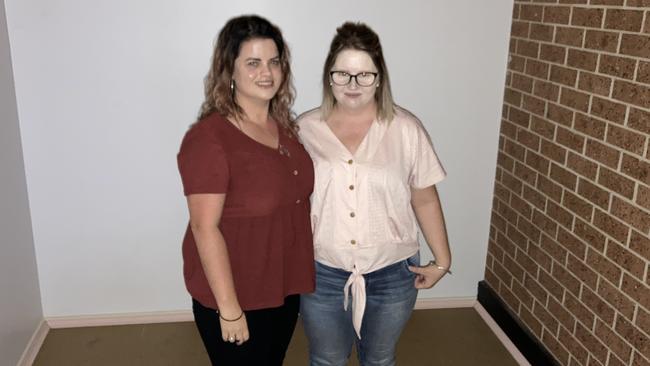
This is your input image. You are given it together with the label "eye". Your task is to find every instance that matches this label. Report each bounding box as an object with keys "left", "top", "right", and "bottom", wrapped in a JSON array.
[
  {"left": 247, "top": 60, "right": 259, "bottom": 67},
  {"left": 270, "top": 59, "right": 281, "bottom": 66}
]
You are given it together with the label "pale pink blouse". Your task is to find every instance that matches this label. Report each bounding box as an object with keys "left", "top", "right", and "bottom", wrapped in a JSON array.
[{"left": 297, "top": 106, "right": 447, "bottom": 337}]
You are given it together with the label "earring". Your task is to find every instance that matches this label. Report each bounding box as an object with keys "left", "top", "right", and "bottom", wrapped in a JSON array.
[
  {"left": 329, "top": 81, "right": 333, "bottom": 86},
  {"left": 376, "top": 81, "right": 380, "bottom": 87},
  {"left": 230, "top": 80, "right": 234, "bottom": 92}
]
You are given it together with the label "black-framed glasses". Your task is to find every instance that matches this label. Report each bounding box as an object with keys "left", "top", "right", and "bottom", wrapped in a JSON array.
[{"left": 329, "top": 71, "right": 378, "bottom": 87}]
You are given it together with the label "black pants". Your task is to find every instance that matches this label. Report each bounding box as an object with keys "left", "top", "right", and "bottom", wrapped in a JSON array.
[{"left": 192, "top": 295, "right": 300, "bottom": 366}]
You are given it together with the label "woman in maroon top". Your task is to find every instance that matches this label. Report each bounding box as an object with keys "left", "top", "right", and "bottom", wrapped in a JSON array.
[{"left": 177, "top": 15, "right": 315, "bottom": 365}]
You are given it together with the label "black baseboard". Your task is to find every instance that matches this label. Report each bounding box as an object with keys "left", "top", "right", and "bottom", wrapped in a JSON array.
[{"left": 477, "top": 281, "right": 559, "bottom": 366}]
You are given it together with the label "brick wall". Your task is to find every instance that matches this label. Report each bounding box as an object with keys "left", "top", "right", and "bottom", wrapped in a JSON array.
[{"left": 485, "top": 1, "right": 650, "bottom": 365}]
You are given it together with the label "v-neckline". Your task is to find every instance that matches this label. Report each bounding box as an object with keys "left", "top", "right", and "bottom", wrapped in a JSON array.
[
  {"left": 323, "top": 119, "right": 375, "bottom": 158},
  {"left": 224, "top": 117, "right": 282, "bottom": 152}
]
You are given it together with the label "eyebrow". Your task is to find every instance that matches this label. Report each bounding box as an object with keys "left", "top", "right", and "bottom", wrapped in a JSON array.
[{"left": 244, "top": 56, "right": 280, "bottom": 61}]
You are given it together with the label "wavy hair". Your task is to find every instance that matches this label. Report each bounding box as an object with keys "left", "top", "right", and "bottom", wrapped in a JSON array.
[
  {"left": 198, "top": 15, "right": 296, "bottom": 135},
  {"left": 321, "top": 22, "right": 395, "bottom": 122}
]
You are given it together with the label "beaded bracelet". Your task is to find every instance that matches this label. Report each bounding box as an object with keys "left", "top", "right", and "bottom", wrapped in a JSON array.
[
  {"left": 427, "top": 260, "right": 452, "bottom": 275},
  {"left": 218, "top": 311, "right": 244, "bottom": 322}
]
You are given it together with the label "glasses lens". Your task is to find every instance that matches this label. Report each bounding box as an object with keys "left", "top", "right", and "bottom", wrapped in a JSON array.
[
  {"left": 331, "top": 71, "right": 350, "bottom": 86},
  {"left": 356, "top": 72, "right": 376, "bottom": 86}
]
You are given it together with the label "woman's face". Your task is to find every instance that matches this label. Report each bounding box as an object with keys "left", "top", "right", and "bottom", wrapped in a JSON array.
[
  {"left": 330, "top": 49, "right": 379, "bottom": 112},
  {"left": 232, "top": 38, "right": 283, "bottom": 106}
]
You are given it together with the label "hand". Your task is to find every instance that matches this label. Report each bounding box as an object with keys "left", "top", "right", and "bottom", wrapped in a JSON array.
[
  {"left": 408, "top": 263, "right": 448, "bottom": 289},
  {"left": 219, "top": 312, "right": 249, "bottom": 346}
]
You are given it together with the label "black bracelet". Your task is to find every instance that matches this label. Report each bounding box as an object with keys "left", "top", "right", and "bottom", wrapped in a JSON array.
[{"left": 218, "top": 310, "right": 244, "bottom": 322}]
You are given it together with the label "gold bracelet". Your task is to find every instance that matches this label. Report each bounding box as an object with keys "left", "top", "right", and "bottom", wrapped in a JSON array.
[
  {"left": 218, "top": 310, "right": 244, "bottom": 322},
  {"left": 428, "top": 260, "right": 452, "bottom": 275}
]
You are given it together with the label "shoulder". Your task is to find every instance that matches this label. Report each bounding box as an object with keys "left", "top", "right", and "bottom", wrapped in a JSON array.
[
  {"left": 391, "top": 105, "right": 427, "bottom": 136},
  {"left": 296, "top": 108, "right": 323, "bottom": 129},
  {"left": 180, "top": 112, "right": 230, "bottom": 151}
]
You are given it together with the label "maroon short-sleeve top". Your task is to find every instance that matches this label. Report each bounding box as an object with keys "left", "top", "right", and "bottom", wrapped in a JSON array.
[{"left": 177, "top": 112, "right": 315, "bottom": 310}]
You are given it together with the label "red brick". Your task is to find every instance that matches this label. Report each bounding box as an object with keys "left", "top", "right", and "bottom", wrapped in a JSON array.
[
  {"left": 604, "top": 9, "right": 644, "bottom": 32},
  {"left": 571, "top": 8, "right": 605, "bottom": 28},
  {"left": 547, "top": 103, "right": 574, "bottom": 126},
  {"left": 574, "top": 113, "right": 606, "bottom": 139},
  {"left": 540, "top": 44, "right": 567, "bottom": 64},
  {"left": 523, "top": 94, "right": 546, "bottom": 116},
  {"left": 530, "top": 23, "right": 555, "bottom": 42},
  {"left": 568, "top": 254, "right": 598, "bottom": 289},
  {"left": 586, "top": 139, "right": 620, "bottom": 169},
  {"left": 606, "top": 240, "right": 646, "bottom": 280},
  {"left": 550, "top": 162, "right": 578, "bottom": 189},
  {"left": 576, "top": 178, "right": 609, "bottom": 209},
  {"left": 525, "top": 60, "right": 550, "bottom": 81},
  {"left": 577, "top": 72, "right": 612, "bottom": 97},
  {"left": 512, "top": 278, "right": 534, "bottom": 309},
  {"left": 548, "top": 199, "right": 575, "bottom": 229},
  {"left": 599, "top": 54, "right": 636, "bottom": 80},
  {"left": 509, "top": 106, "right": 531, "bottom": 128},
  {"left": 564, "top": 291, "right": 595, "bottom": 328},
  {"left": 509, "top": 55, "right": 526, "bottom": 73},
  {"left": 587, "top": 248, "right": 622, "bottom": 284},
  {"left": 567, "top": 152, "right": 597, "bottom": 180},
  {"left": 607, "top": 126, "right": 646, "bottom": 156},
  {"left": 637, "top": 185, "right": 650, "bottom": 211},
  {"left": 533, "top": 209, "right": 558, "bottom": 237},
  {"left": 503, "top": 252, "right": 527, "bottom": 283},
  {"left": 542, "top": 328, "right": 571, "bottom": 365},
  {"left": 594, "top": 320, "right": 633, "bottom": 363},
  {"left": 526, "top": 150, "right": 551, "bottom": 174},
  {"left": 611, "top": 195, "right": 650, "bottom": 233},
  {"left": 551, "top": 66, "right": 578, "bottom": 87},
  {"left": 584, "top": 30, "right": 619, "bottom": 52},
  {"left": 591, "top": 97, "right": 626, "bottom": 124},
  {"left": 507, "top": 223, "right": 529, "bottom": 250},
  {"left": 520, "top": 303, "right": 543, "bottom": 337},
  {"left": 513, "top": 73, "right": 534, "bottom": 93},
  {"left": 612, "top": 80, "right": 650, "bottom": 109},
  {"left": 493, "top": 259, "right": 514, "bottom": 287},
  {"left": 626, "top": 0, "right": 650, "bottom": 6},
  {"left": 544, "top": 6, "right": 571, "bottom": 24},
  {"left": 521, "top": 4, "right": 544, "bottom": 21},
  {"left": 534, "top": 300, "right": 560, "bottom": 335},
  {"left": 580, "top": 286, "right": 615, "bottom": 326},
  {"left": 555, "top": 26, "right": 585, "bottom": 47},
  {"left": 512, "top": 193, "right": 534, "bottom": 219},
  {"left": 502, "top": 170, "right": 524, "bottom": 194},
  {"left": 637, "top": 61, "right": 650, "bottom": 85},
  {"left": 515, "top": 161, "right": 538, "bottom": 186},
  {"left": 551, "top": 263, "right": 581, "bottom": 295},
  {"left": 540, "top": 140, "right": 566, "bottom": 164},
  {"left": 538, "top": 175, "right": 563, "bottom": 202},
  {"left": 615, "top": 311, "right": 650, "bottom": 357},
  {"left": 549, "top": 295, "right": 577, "bottom": 331},
  {"left": 567, "top": 49, "right": 598, "bottom": 72},
  {"left": 591, "top": 0, "right": 623, "bottom": 4},
  {"left": 620, "top": 34, "right": 650, "bottom": 58},
  {"left": 504, "top": 88, "right": 522, "bottom": 106},
  {"left": 558, "top": 326, "right": 589, "bottom": 365},
  {"left": 517, "top": 129, "right": 541, "bottom": 151},
  {"left": 563, "top": 190, "right": 594, "bottom": 221},
  {"left": 517, "top": 39, "right": 540, "bottom": 58},
  {"left": 525, "top": 273, "right": 548, "bottom": 303},
  {"left": 531, "top": 116, "right": 556, "bottom": 139},
  {"left": 574, "top": 321, "right": 609, "bottom": 364},
  {"left": 511, "top": 21, "right": 530, "bottom": 38},
  {"left": 560, "top": 88, "right": 590, "bottom": 112},
  {"left": 524, "top": 185, "right": 547, "bottom": 210},
  {"left": 635, "top": 307, "right": 650, "bottom": 340},
  {"left": 557, "top": 126, "right": 586, "bottom": 152},
  {"left": 632, "top": 352, "right": 650, "bottom": 366},
  {"left": 575, "top": 218, "right": 606, "bottom": 252},
  {"left": 627, "top": 108, "right": 650, "bottom": 135},
  {"left": 558, "top": 227, "right": 587, "bottom": 259},
  {"left": 592, "top": 208, "right": 630, "bottom": 244},
  {"left": 629, "top": 231, "right": 650, "bottom": 261},
  {"left": 621, "top": 154, "right": 650, "bottom": 185}
]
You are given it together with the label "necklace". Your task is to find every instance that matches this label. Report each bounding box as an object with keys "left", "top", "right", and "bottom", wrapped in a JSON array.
[{"left": 232, "top": 116, "right": 290, "bottom": 158}]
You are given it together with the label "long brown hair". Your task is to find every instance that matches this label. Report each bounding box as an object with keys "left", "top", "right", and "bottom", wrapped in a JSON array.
[
  {"left": 321, "top": 22, "right": 395, "bottom": 122},
  {"left": 198, "top": 15, "right": 296, "bottom": 135}
]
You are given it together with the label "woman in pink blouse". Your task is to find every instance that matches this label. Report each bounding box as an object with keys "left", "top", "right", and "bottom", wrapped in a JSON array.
[{"left": 297, "top": 22, "right": 452, "bottom": 366}]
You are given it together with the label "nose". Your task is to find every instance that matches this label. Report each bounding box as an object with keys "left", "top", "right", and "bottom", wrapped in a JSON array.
[
  {"left": 347, "top": 77, "right": 359, "bottom": 89},
  {"left": 260, "top": 62, "right": 272, "bottom": 76}
]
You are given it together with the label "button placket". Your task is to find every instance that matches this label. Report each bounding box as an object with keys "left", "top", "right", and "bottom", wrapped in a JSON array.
[{"left": 346, "top": 156, "right": 359, "bottom": 246}]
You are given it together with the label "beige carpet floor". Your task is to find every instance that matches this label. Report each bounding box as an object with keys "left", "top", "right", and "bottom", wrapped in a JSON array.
[{"left": 33, "top": 307, "right": 520, "bottom": 365}]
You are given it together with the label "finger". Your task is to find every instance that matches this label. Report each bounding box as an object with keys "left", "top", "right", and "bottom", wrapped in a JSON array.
[{"left": 408, "top": 265, "right": 425, "bottom": 274}]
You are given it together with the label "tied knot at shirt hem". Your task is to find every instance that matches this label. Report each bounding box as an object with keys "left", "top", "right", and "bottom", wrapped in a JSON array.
[{"left": 343, "top": 267, "right": 366, "bottom": 339}]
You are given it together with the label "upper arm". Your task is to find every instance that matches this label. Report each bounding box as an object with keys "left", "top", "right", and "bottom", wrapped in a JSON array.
[
  {"left": 187, "top": 193, "right": 226, "bottom": 230},
  {"left": 410, "top": 185, "right": 439, "bottom": 208}
]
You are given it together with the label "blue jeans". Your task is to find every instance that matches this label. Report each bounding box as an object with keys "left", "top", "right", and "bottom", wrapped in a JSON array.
[{"left": 300, "top": 255, "right": 419, "bottom": 366}]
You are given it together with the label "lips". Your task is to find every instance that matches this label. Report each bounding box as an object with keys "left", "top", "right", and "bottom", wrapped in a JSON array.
[{"left": 256, "top": 80, "right": 275, "bottom": 88}]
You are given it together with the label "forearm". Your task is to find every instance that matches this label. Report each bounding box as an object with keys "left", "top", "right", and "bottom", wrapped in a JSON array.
[
  {"left": 191, "top": 224, "right": 241, "bottom": 316},
  {"left": 411, "top": 187, "right": 451, "bottom": 268}
]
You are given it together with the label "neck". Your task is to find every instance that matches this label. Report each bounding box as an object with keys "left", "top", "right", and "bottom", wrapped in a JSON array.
[
  {"left": 235, "top": 95, "right": 271, "bottom": 125},
  {"left": 332, "top": 102, "right": 377, "bottom": 123}
]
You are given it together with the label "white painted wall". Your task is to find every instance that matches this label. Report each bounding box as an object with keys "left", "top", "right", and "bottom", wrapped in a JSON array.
[
  {"left": 0, "top": 0, "right": 43, "bottom": 363},
  {"left": 5, "top": 0, "right": 513, "bottom": 317}
]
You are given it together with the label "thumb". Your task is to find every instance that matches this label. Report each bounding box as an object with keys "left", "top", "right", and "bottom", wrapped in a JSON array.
[{"left": 408, "top": 265, "right": 426, "bottom": 274}]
